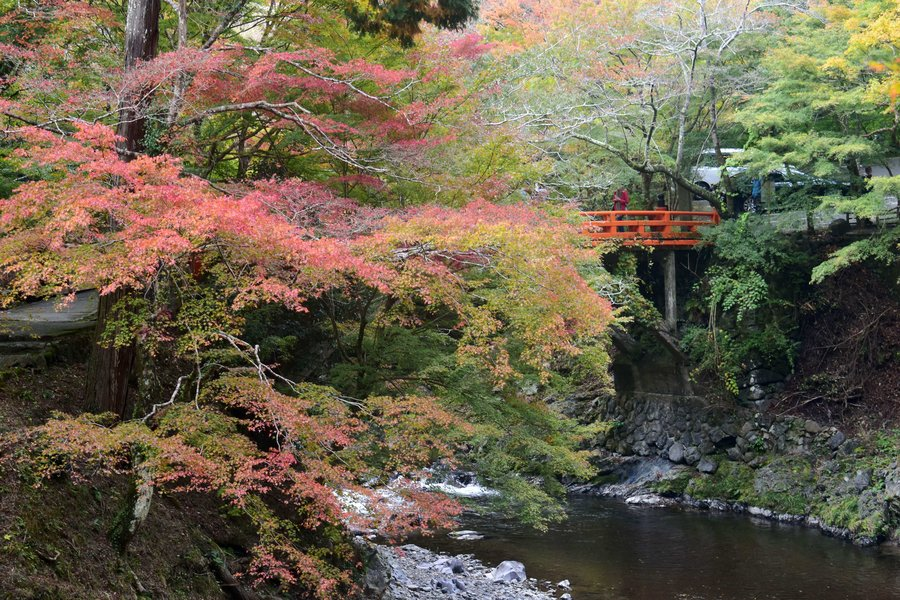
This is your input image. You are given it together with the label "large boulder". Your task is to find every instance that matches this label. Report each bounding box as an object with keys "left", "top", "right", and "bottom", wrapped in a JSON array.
[
  {"left": 827, "top": 431, "right": 847, "bottom": 451},
  {"left": 490, "top": 560, "right": 526, "bottom": 583},
  {"left": 853, "top": 469, "right": 873, "bottom": 492},
  {"left": 748, "top": 368, "right": 784, "bottom": 387},
  {"left": 668, "top": 442, "right": 685, "bottom": 464},
  {"left": 684, "top": 445, "right": 702, "bottom": 466},
  {"left": 885, "top": 463, "right": 900, "bottom": 500}
]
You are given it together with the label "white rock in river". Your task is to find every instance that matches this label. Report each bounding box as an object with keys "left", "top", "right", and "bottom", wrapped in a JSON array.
[
  {"left": 448, "top": 529, "right": 484, "bottom": 540},
  {"left": 625, "top": 493, "right": 673, "bottom": 507},
  {"left": 491, "top": 560, "right": 527, "bottom": 583}
]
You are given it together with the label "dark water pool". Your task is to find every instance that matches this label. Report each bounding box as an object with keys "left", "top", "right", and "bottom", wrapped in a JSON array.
[{"left": 417, "top": 495, "right": 900, "bottom": 600}]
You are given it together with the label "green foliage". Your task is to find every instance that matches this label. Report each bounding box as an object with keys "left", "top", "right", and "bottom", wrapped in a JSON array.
[
  {"left": 650, "top": 472, "right": 693, "bottom": 496},
  {"left": 100, "top": 297, "right": 153, "bottom": 350},
  {"left": 682, "top": 459, "right": 811, "bottom": 516},
  {"left": 684, "top": 461, "right": 756, "bottom": 501},
  {"left": 347, "top": 0, "right": 478, "bottom": 47},
  {"left": 329, "top": 321, "right": 602, "bottom": 528},
  {"left": 683, "top": 215, "right": 806, "bottom": 392},
  {"left": 816, "top": 496, "right": 886, "bottom": 538},
  {"left": 736, "top": 0, "right": 898, "bottom": 193},
  {"left": 734, "top": 0, "right": 900, "bottom": 280},
  {"left": 701, "top": 215, "right": 794, "bottom": 320},
  {"left": 811, "top": 222, "right": 900, "bottom": 284}
]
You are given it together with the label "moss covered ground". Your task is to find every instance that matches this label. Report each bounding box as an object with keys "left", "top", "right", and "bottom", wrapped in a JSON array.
[{"left": 650, "top": 430, "right": 900, "bottom": 542}]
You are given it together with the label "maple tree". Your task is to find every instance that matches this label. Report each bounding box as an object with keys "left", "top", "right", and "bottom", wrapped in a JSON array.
[
  {"left": 734, "top": 0, "right": 900, "bottom": 281},
  {"left": 0, "top": 0, "right": 617, "bottom": 594},
  {"left": 0, "top": 106, "right": 612, "bottom": 592},
  {"left": 0, "top": 0, "right": 487, "bottom": 415}
]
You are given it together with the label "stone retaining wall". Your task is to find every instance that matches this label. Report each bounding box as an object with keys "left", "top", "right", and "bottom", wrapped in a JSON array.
[{"left": 593, "top": 392, "right": 846, "bottom": 466}]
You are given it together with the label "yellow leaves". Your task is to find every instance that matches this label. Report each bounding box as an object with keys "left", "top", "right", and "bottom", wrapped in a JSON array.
[
  {"left": 820, "top": 56, "right": 856, "bottom": 78},
  {"left": 845, "top": 1, "right": 900, "bottom": 105},
  {"left": 822, "top": 3, "right": 854, "bottom": 24},
  {"left": 847, "top": 4, "right": 900, "bottom": 51},
  {"left": 370, "top": 201, "right": 613, "bottom": 385},
  {"left": 863, "top": 61, "right": 900, "bottom": 105}
]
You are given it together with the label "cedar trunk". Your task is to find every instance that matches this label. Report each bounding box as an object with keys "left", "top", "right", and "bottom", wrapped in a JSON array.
[
  {"left": 85, "top": 0, "right": 161, "bottom": 416},
  {"left": 116, "top": 0, "right": 161, "bottom": 157},
  {"left": 85, "top": 291, "right": 138, "bottom": 416}
]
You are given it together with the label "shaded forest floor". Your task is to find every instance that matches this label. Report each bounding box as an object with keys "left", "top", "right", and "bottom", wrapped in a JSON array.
[
  {"left": 0, "top": 365, "right": 246, "bottom": 599},
  {"left": 774, "top": 265, "right": 900, "bottom": 431}
]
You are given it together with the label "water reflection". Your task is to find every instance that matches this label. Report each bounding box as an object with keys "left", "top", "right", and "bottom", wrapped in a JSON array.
[{"left": 416, "top": 496, "right": 900, "bottom": 600}]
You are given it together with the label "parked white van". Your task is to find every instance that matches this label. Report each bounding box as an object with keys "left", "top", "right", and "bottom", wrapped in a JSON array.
[{"left": 690, "top": 148, "right": 746, "bottom": 190}]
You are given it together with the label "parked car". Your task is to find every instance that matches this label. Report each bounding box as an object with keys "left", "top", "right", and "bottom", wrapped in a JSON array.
[
  {"left": 691, "top": 148, "right": 849, "bottom": 194},
  {"left": 690, "top": 148, "right": 746, "bottom": 190}
]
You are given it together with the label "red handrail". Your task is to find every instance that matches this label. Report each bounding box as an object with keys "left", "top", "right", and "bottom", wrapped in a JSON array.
[{"left": 582, "top": 209, "right": 720, "bottom": 247}]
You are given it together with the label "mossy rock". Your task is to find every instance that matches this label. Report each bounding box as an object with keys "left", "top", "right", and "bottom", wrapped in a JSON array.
[
  {"left": 815, "top": 492, "right": 888, "bottom": 539},
  {"left": 684, "top": 461, "right": 756, "bottom": 502},
  {"left": 650, "top": 472, "right": 692, "bottom": 496}
]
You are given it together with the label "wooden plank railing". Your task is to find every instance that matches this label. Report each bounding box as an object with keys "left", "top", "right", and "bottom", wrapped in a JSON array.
[{"left": 582, "top": 209, "right": 721, "bottom": 247}]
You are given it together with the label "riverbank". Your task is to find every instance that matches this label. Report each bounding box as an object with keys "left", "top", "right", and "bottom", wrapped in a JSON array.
[
  {"left": 360, "top": 541, "right": 565, "bottom": 600},
  {"left": 572, "top": 448, "right": 900, "bottom": 546}
]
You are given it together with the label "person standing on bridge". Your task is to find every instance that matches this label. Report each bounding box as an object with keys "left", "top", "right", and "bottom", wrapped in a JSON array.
[{"left": 613, "top": 187, "right": 630, "bottom": 231}]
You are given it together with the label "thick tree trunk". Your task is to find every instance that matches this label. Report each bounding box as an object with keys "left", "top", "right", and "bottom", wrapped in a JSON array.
[
  {"left": 116, "top": 0, "right": 162, "bottom": 157},
  {"left": 85, "top": 291, "right": 138, "bottom": 416},
  {"left": 86, "top": 0, "right": 161, "bottom": 416},
  {"left": 166, "top": 0, "right": 188, "bottom": 126}
]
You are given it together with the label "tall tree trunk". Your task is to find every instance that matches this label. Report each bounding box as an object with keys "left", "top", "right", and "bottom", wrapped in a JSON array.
[
  {"left": 708, "top": 75, "right": 735, "bottom": 215},
  {"left": 85, "top": 291, "right": 138, "bottom": 416},
  {"left": 166, "top": 0, "right": 188, "bottom": 127},
  {"left": 116, "top": 0, "right": 162, "bottom": 157},
  {"left": 86, "top": 0, "right": 161, "bottom": 416},
  {"left": 663, "top": 250, "right": 677, "bottom": 332},
  {"left": 641, "top": 172, "right": 652, "bottom": 207}
]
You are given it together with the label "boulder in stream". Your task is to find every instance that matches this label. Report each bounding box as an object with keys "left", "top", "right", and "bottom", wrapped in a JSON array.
[{"left": 491, "top": 560, "right": 527, "bottom": 583}]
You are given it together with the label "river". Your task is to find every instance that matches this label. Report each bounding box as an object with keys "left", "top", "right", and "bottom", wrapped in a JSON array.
[{"left": 417, "top": 495, "right": 900, "bottom": 600}]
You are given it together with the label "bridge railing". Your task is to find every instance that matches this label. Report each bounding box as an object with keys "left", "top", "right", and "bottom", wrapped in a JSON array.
[{"left": 582, "top": 209, "right": 721, "bottom": 247}]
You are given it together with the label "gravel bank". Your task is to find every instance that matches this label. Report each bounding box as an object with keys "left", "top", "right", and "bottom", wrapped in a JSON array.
[{"left": 361, "top": 541, "right": 569, "bottom": 600}]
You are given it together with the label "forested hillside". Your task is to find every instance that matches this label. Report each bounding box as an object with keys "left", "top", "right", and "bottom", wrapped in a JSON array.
[{"left": 0, "top": 1, "right": 897, "bottom": 598}]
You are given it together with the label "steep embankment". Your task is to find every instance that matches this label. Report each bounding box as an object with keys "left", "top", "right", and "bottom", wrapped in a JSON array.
[
  {"left": 566, "top": 263, "right": 900, "bottom": 545},
  {"left": 572, "top": 389, "right": 899, "bottom": 544},
  {"left": 0, "top": 365, "right": 259, "bottom": 599}
]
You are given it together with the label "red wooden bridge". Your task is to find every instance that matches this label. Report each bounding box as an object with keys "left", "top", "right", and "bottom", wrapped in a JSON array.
[{"left": 582, "top": 209, "right": 721, "bottom": 248}]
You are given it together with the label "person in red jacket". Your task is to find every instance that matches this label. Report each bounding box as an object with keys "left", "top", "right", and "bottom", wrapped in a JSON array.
[{"left": 612, "top": 187, "right": 630, "bottom": 231}]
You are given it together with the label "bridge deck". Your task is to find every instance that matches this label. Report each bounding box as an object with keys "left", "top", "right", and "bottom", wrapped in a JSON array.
[{"left": 582, "top": 209, "right": 721, "bottom": 248}]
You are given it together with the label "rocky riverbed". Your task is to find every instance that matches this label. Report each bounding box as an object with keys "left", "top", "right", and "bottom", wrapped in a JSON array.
[{"left": 360, "top": 541, "right": 570, "bottom": 600}]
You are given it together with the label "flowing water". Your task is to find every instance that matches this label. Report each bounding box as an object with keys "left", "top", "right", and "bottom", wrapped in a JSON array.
[{"left": 418, "top": 495, "right": 900, "bottom": 600}]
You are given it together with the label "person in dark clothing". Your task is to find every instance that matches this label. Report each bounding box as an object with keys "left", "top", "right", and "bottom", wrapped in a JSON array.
[{"left": 748, "top": 177, "right": 762, "bottom": 213}]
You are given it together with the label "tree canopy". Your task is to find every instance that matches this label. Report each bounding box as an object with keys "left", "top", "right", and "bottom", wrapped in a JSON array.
[{"left": 0, "top": 0, "right": 898, "bottom": 596}]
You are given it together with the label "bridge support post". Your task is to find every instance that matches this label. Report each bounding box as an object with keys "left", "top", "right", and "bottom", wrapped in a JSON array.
[{"left": 664, "top": 250, "right": 677, "bottom": 332}]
